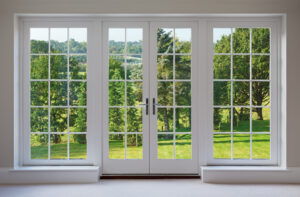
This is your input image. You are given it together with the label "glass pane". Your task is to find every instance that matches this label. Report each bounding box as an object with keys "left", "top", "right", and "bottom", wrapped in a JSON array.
[
  {"left": 69, "top": 108, "right": 87, "bottom": 132},
  {"left": 69, "top": 28, "right": 87, "bottom": 53},
  {"left": 213, "top": 108, "right": 231, "bottom": 132},
  {"left": 158, "top": 134, "right": 173, "bottom": 159},
  {"left": 213, "top": 81, "right": 230, "bottom": 106},
  {"left": 31, "top": 134, "right": 48, "bottom": 159},
  {"left": 252, "top": 55, "right": 269, "bottom": 80},
  {"left": 158, "top": 82, "right": 173, "bottom": 106},
  {"left": 50, "top": 55, "right": 67, "bottom": 79},
  {"left": 176, "top": 108, "right": 191, "bottom": 132},
  {"left": 233, "top": 107, "right": 250, "bottom": 132},
  {"left": 175, "top": 134, "right": 191, "bottom": 159},
  {"left": 31, "top": 55, "right": 48, "bottom": 79},
  {"left": 127, "top": 108, "right": 142, "bottom": 132},
  {"left": 109, "top": 134, "right": 125, "bottom": 159},
  {"left": 233, "top": 55, "right": 250, "bottom": 79},
  {"left": 50, "top": 134, "right": 67, "bottom": 159},
  {"left": 50, "top": 108, "right": 67, "bottom": 132},
  {"left": 127, "top": 55, "right": 142, "bottom": 80},
  {"left": 50, "top": 81, "right": 67, "bottom": 106},
  {"left": 252, "top": 134, "right": 270, "bottom": 159},
  {"left": 69, "top": 55, "right": 87, "bottom": 80},
  {"left": 31, "top": 108, "right": 48, "bottom": 132},
  {"left": 127, "top": 134, "right": 143, "bottom": 159},
  {"left": 157, "top": 55, "right": 173, "bottom": 80},
  {"left": 233, "top": 82, "right": 250, "bottom": 105},
  {"left": 69, "top": 82, "right": 87, "bottom": 106},
  {"left": 175, "top": 55, "right": 191, "bottom": 79},
  {"left": 233, "top": 28, "right": 250, "bottom": 53},
  {"left": 109, "top": 28, "right": 125, "bottom": 54},
  {"left": 213, "top": 55, "right": 230, "bottom": 79},
  {"left": 50, "top": 28, "right": 67, "bottom": 53},
  {"left": 126, "top": 28, "right": 143, "bottom": 54},
  {"left": 252, "top": 82, "right": 270, "bottom": 106},
  {"left": 233, "top": 134, "right": 250, "bottom": 159},
  {"left": 252, "top": 28, "right": 270, "bottom": 53},
  {"left": 30, "top": 28, "right": 49, "bottom": 54},
  {"left": 213, "top": 28, "right": 231, "bottom": 53},
  {"left": 31, "top": 81, "right": 48, "bottom": 106},
  {"left": 252, "top": 108, "right": 270, "bottom": 132},
  {"left": 157, "top": 108, "right": 174, "bottom": 132},
  {"left": 213, "top": 134, "right": 231, "bottom": 159},
  {"left": 175, "top": 28, "right": 191, "bottom": 53},
  {"left": 109, "top": 82, "right": 125, "bottom": 106},
  {"left": 157, "top": 28, "right": 173, "bottom": 53},
  {"left": 109, "top": 108, "right": 125, "bottom": 132},
  {"left": 175, "top": 82, "right": 191, "bottom": 106},
  {"left": 109, "top": 55, "right": 125, "bottom": 80},
  {"left": 127, "top": 82, "right": 143, "bottom": 106},
  {"left": 70, "top": 134, "right": 87, "bottom": 159}
]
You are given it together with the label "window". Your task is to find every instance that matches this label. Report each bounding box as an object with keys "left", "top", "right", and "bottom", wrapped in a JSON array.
[{"left": 209, "top": 21, "right": 279, "bottom": 165}]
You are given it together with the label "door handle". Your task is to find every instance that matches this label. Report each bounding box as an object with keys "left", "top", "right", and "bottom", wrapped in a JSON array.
[
  {"left": 140, "top": 98, "right": 149, "bottom": 115},
  {"left": 153, "top": 98, "right": 155, "bottom": 115}
]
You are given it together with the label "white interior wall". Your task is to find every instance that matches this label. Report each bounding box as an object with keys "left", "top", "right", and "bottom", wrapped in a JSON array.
[{"left": 0, "top": 0, "right": 299, "bottom": 169}]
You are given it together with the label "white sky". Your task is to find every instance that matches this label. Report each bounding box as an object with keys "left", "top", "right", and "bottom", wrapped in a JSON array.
[
  {"left": 30, "top": 28, "right": 87, "bottom": 42},
  {"left": 213, "top": 28, "right": 233, "bottom": 43}
]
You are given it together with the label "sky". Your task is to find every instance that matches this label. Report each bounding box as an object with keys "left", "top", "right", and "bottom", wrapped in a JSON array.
[
  {"left": 30, "top": 28, "right": 87, "bottom": 42},
  {"left": 213, "top": 28, "right": 233, "bottom": 43}
]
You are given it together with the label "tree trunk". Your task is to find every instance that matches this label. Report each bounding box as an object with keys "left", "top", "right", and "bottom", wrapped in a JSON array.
[{"left": 256, "top": 108, "right": 264, "bottom": 120}]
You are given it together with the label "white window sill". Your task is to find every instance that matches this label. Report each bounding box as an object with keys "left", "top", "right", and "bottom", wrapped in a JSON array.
[
  {"left": 201, "top": 166, "right": 287, "bottom": 172},
  {"left": 10, "top": 166, "right": 99, "bottom": 172}
]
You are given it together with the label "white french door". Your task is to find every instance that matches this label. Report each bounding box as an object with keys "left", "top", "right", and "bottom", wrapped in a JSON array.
[{"left": 103, "top": 21, "right": 198, "bottom": 174}]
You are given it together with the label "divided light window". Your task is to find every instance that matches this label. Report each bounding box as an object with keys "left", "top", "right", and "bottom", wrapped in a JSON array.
[
  {"left": 29, "top": 27, "right": 88, "bottom": 160},
  {"left": 213, "top": 28, "right": 271, "bottom": 160}
]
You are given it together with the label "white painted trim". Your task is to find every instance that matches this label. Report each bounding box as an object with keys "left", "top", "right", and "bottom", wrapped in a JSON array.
[
  {"left": 201, "top": 166, "right": 300, "bottom": 183},
  {"left": 0, "top": 167, "right": 99, "bottom": 184}
]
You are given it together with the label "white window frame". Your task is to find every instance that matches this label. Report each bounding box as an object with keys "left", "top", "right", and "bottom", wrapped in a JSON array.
[
  {"left": 205, "top": 19, "right": 280, "bottom": 165},
  {"left": 16, "top": 15, "right": 282, "bottom": 167},
  {"left": 19, "top": 18, "right": 101, "bottom": 165}
]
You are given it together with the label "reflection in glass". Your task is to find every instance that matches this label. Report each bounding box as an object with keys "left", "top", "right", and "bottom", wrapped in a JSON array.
[
  {"left": 233, "top": 134, "right": 250, "bottom": 159},
  {"left": 252, "top": 107, "right": 270, "bottom": 132},
  {"left": 233, "top": 55, "right": 250, "bottom": 79},
  {"left": 175, "top": 82, "right": 191, "bottom": 106},
  {"left": 213, "top": 81, "right": 230, "bottom": 106},
  {"left": 109, "top": 55, "right": 125, "bottom": 80},
  {"left": 50, "top": 108, "right": 67, "bottom": 132},
  {"left": 252, "top": 28, "right": 270, "bottom": 54},
  {"left": 175, "top": 134, "right": 191, "bottom": 159},
  {"left": 157, "top": 28, "right": 173, "bottom": 53},
  {"left": 233, "top": 28, "right": 250, "bottom": 53},
  {"left": 109, "top": 82, "right": 125, "bottom": 106},
  {"left": 109, "top": 28, "right": 125, "bottom": 54},
  {"left": 69, "top": 28, "right": 87, "bottom": 53},
  {"left": 175, "top": 55, "right": 191, "bottom": 79},
  {"left": 50, "top": 81, "right": 68, "bottom": 106},
  {"left": 233, "top": 107, "right": 250, "bottom": 132},
  {"left": 69, "top": 55, "right": 87, "bottom": 80},
  {"left": 127, "top": 82, "right": 143, "bottom": 106},
  {"left": 109, "top": 134, "right": 125, "bottom": 159},
  {"left": 158, "top": 134, "right": 173, "bottom": 159},
  {"left": 31, "top": 55, "right": 48, "bottom": 79},
  {"left": 213, "top": 108, "right": 231, "bottom": 132},
  {"left": 50, "top": 28, "right": 67, "bottom": 53},
  {"left": 127, "top": 55, "right": 143, "bottom": 80},
  {"left": 70, "top": 134, "right": 87, "bottom": 159},
  {"left": 31, "top": 134, "right": 48, "bottom": 159},
  {"left": 31, "top": 81, "right": 48, "bottom": 106},
  {"left": 109, "top": 108, "right": 125, "bottom": 132},
  {"left": 213, "top": 55, "right": 230, "bottom": 79},
  {"left": 31, "top": 108, "right": 48, "bottom": 132},
  {"left": 127, "top": 134, "right": 143, "bottom": 159},
  {"left": 157, "top": 55, "right": 173, "bottom": 79},
  {"left": 50, "top": 55, "right": 67, "bottom": 79},
  {"left": 252, "top": 55, "right": 269, "bottom": 80},
  {"left": 233, "top": 82, "right": 250, "bottom": 105},
  {"left": 213, "top": 134, "right": 231, "bottom": 159},
  {"left": 127, "top": 108, "right": 142, "bottom": 132},
  {"left": 158, "top": 82, "right": 173, "bottom": 106},
  {"left": 30, "top": 28, "right": 49, "bottom": 54},
  {"left": 175, "top": 28, "right": 191, "bottom": 53},
  {"left": 213, "top": 28, "right": 231, "bottom": 54},
  {"left": 69, "top": 108, "right": 87, "bottom": 132},
  {"left": 252, "top": 134, "right": 270, "bottom": 159},
  {"left": 176, "top": 108, "right": 191, "bottom": 132},
  {"left": 69, "top": 82, "right": 87, "bottom": 106},
  {"left": 50, "top": 134, "right": 68, "bottom": 159},
  {"left": 157, "top": 108, "right": 173, "bottom": 132}
]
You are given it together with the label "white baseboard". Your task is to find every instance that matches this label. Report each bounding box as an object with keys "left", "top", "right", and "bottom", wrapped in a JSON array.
[
  {"left": 201, "top": 166, "right": 300, "bottom": 183},
  {"left": 0, "top": 166, "right": 100, "bottom": 184}
]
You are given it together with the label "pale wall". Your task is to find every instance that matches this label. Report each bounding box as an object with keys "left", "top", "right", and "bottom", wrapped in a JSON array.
[{"left": 0, "top": 0, "right": 299, "bottom": 168}]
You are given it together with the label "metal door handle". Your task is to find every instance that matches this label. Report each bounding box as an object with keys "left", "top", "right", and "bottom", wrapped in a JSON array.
[
  {"left": 153, "top": 98, "right": 155, "bottom": 115},
  {"left": 139, "top": 98, "right": 149, "bottom": 115}
]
